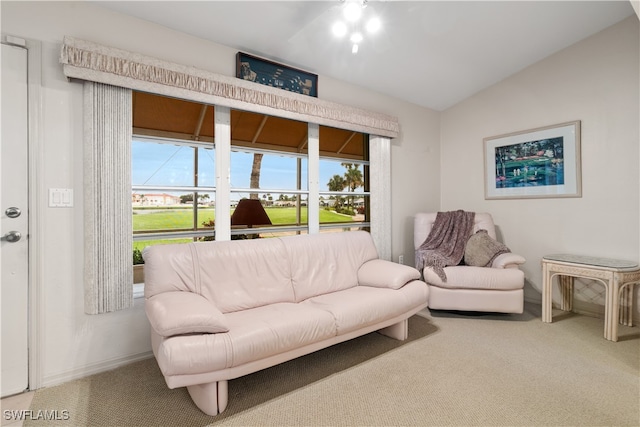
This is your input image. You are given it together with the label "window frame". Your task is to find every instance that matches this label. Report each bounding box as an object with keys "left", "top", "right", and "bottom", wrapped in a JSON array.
[
  {"left": 131, "top": 106, "right": 389, "bottom": 292},
  {"left": 132, "top": 135, "right": 217, "bottom": 243},
  {"left": 131, "top": 122, "right": 372, "bottom": 247}
]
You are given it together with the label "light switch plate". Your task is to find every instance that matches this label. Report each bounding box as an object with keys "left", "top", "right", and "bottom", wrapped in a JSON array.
[{"left": 49, "top": 188, "right": 73, "bottom": 207}]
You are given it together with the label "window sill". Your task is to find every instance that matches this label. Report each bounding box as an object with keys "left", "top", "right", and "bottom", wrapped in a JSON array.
[{"left": 133, "top": 283, "right": 145, "bottom": 299}]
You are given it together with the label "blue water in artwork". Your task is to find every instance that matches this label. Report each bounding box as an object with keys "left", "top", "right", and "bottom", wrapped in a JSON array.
[{"left": 494, "top": 137, "right": 565, "bottom": 188}]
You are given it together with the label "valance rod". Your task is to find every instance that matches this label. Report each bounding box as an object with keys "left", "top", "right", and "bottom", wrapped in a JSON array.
[{"left": 60, "top": 36, "right": 400, "bottom": 138}]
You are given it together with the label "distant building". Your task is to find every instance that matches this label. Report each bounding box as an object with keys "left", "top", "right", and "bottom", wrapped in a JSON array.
[{"left": 132, "top": 193, "right": 181, "bottom": 206}]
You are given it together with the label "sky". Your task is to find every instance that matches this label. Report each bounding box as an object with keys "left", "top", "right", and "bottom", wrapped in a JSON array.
[{"left": 132, "top": 139, "right": 366, "bottom": 199}]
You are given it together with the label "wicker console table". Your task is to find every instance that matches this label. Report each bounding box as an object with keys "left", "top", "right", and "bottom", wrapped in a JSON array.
[{"left": 541, "top": 254, "right": 640, "bottom": 342}]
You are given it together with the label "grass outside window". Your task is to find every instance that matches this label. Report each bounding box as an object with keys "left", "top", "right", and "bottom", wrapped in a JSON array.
[{"left": 133, "top": 207, "right": 357, "bottom": 251}]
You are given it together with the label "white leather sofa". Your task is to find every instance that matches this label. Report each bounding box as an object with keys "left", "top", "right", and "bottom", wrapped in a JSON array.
[{"left": 144, "top": 231, "right": 429, "bottom": 416}]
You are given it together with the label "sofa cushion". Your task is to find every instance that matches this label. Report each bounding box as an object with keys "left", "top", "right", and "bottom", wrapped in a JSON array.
[
  {"left": 194, "top": 238, "right": 295, "bottom": 313},
  {"left": 143, "top": 243, "right": 198, "bottom": 298},
  {"left": 464, "top": 229, "right": 511, "bottom": 267},
  {"left": 146, "top": 291, "right": 228, "bottom": 337},
  {"left": 281, "top": 231, "right": 379, "bottom": 302},
  {"left": 154, "top": 303, "right": 337, "bottom": 376},
  {"left": 423, "top": 265, "right": 524, "bottom": 291},
  {"left": 301, "top": 281, "right": 428, "bottom": 335},
  {"left": 358, "top": 259, "right": 421, "bottom": 290}
]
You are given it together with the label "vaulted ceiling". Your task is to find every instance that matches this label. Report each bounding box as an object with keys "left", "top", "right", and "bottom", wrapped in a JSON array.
[{"left": 96, "top": 1, "right": 636, "bottom": 111}]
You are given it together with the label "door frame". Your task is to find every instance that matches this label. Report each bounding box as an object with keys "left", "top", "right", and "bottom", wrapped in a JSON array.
[{"left": 2, "top": 34, "right": 44, "bottom": 392}]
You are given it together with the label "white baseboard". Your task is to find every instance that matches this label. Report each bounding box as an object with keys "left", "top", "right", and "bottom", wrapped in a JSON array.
[{"left": 39, "top": 351, "right": 154, "bottom": 389}]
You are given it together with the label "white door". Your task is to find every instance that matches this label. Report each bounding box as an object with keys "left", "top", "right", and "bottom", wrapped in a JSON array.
[{"left": 1, "top": 42, "right": 29, "bottom": 397}]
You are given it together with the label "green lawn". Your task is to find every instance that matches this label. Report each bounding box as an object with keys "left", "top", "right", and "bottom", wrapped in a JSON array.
[
  {"left": 133, "top": 207, "right": 356, "bottom": 251},
  {"left": 133, "top": 207, "right": 354, "bottom": 231},
  {"left": 133, "top": 208, "right": 215, "bottom": 231}
]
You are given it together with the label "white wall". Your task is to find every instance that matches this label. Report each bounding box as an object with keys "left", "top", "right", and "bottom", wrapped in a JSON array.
[
  {"left": 440, "top": 17, "right": 640, "bottom": 318},
  {"left": 1, "top": 1, "right": 438, "bottom": 387}
]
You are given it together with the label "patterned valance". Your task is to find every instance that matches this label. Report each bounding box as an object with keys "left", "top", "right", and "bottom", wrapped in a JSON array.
[{"left": 60, "top": 36, "right": 400, "bottom": 138}]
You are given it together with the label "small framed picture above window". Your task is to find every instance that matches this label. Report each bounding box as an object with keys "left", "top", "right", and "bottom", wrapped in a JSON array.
[{"left": 236, "top": 52, "right": 318, "bottom": 97}]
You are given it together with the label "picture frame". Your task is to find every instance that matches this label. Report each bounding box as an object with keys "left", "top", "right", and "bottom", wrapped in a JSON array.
[
  {"left": 484, "top": 120, "right": 581, "bottom": 200},
  {"left": 236, "top": 52, "right": 318, "bottom": 97}
]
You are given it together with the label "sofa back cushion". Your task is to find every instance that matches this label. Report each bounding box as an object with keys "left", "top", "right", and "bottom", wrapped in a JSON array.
[
  {"left": 144, "top": 238, "right": 295, "bottom": 313},
  {"left": 196, "top": 238, "right": 296, "bottom": 312},
  {"left": 144, "top": 243, "right": 198, "bottom": 298},
  {"left": 280, "top": 231, "right": 379, "bottom": 302},
  {"left": 414, "top": 212, "right": 497, "bottom": 250}
]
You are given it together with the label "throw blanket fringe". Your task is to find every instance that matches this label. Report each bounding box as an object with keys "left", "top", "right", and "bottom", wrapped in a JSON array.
[{"left": 415, "top": 210, "right": 475, "bottom": 282}]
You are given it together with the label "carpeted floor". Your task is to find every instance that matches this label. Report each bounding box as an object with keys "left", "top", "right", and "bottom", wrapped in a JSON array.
[{"left": 26, "top": 302, "right": 640, "bottom": 426}]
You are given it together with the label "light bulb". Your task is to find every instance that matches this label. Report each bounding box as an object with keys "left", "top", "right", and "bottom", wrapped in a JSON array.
[
  {"left": 332, "top": 21, "right": 347, "bottom": 37},
  {"left": 344, "top": 2, "right": 362, "bottom": 22},
  {"left": 352, "top": 44, "right": 359, "bottom": 54},
  {"left": 350, "top": 32, "right": 363, "bottom": 43},
  {"left": 366, "top": 17, "right": 381, "bottom": 33}
]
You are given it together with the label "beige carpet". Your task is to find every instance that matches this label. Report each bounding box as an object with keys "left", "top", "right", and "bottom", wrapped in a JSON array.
[{"left": 27, "top": 303, "right": 639, "bottom": 426}]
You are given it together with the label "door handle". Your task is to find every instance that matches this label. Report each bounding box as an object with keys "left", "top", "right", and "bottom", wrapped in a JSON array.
[
  {"left": 3, "top": 231, "right": 22, "bottom": 243},
  {"left": 5, "top": 207, "right": 21, "bottom": 218}
]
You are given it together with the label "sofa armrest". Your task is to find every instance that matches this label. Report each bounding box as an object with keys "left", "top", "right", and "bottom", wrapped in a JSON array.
[
  {"left": 145, "top": 291, "right": 229, "bottom": 338},
  {"left": 358, "top": 259, "right": 421, "bottom": 290},
  {"left": 491, "top": 252, "right": 526, "bottom": 269}
]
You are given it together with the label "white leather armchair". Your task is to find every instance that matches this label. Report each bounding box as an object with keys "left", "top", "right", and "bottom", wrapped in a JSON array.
[{"left": 414, "top": 212, "right": 525, "bottom": 314}]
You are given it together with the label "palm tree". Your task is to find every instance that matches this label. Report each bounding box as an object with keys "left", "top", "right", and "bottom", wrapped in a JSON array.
[
  {"left": 341, "top": 163, "right": 363, "bottom": 209},
  {"left": 249, "top": 153, "right": 263, "bottom": 200},
  {"left": 328, "top": 174, "right": 346, "bottom": 191},
  {"left": 327, "top": 174, "right": 346, "bottom": 211}
]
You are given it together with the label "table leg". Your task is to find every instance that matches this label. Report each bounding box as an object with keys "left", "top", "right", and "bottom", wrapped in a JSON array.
[
  {"left": 542, "top": 262, "right": 553, "bottom": 323},
  {"left": 605, "top": 275, "right": 618, "bottom": 342},
  {"left": 559, "top": 275, "right": 573, "bottom": 312},
  {"left": 619, "top": 284, "right": 634, "bottom": 327}
]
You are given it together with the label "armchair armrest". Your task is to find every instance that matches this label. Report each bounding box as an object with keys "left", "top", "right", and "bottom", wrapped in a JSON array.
[
  {"left": 491, "top": 252, "right": 526, "bottom": 269},
  {"left": 358, "top": 259, "right": 421, "bottom": 290},
  {"left": 145, "top": 291, "right": 229, "bottom": 338}
]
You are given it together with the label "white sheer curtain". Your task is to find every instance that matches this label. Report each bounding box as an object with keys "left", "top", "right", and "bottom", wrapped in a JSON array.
[
  {"left": 369, "top": 136, "right": 392, "bottom": 260},
  {"left": 83, "top": 82, "right": 133, "bottom": 314}
]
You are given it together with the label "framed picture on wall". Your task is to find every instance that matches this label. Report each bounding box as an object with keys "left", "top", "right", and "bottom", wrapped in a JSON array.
[
  {"left": 484, "top": 120, "right": 582, "bottom": 199},
  {"left": 236, "top": 52, "right": 318, "bottom": 97}
]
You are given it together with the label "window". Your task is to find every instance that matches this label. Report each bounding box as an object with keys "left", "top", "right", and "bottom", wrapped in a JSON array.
[
  {"left": 73, "top": 44, "right": 394, "bottom": 311},
  {"left": 132, "top": 137, "right": 216, "bottom": 260},
  {"left": 319, "top": 127, "right": 369, "bottom": 233},
  {"left": 230, "top": 147, "right": 309, "bottom": 238},
  {"left": 319, "top": 158, "right": 369, "bottom": 232},
  {"left": 229, "top": 109, "right": 312, "bottom": 238},
  {"left": 131, "top": 92, "right": 373, "bottom": 281}
]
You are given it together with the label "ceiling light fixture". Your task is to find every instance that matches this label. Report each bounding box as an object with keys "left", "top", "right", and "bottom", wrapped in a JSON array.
[
  {"left": 332, "top": 21, "right": 347, "bottom": 37},
  {"left": 343, "top": 2, "right": 363, "bottom": 22},
  {"left": 365, "top": 17, "right": 381, "bottom": 33},
  {"left": 332, "top": 0, "right": 381, "bottom": 54}
]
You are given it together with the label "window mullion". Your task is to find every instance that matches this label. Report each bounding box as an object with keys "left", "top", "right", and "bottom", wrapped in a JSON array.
[
  {"left": 215, "top": 106, "right": 231, "bottom": 241},
  {"left": 193, "top": 147, "right": 199, "bottom": 231},
  {"left": 308, "top": 123, "right": 320, "bottom": 234}
]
